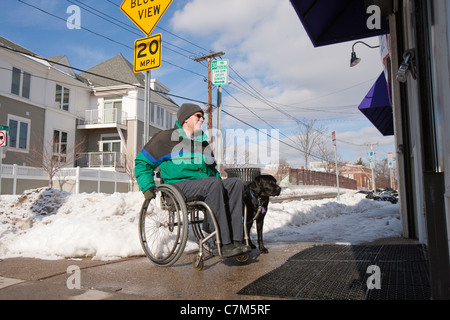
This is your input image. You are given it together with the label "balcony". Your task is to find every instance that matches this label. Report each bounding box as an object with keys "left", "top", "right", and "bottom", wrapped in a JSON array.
[
  {"left": 77, "top": 152, "right": 126, "bottom": 170},
  {"left": 77, "top": 108, "right": 127, "bottom": 129}
]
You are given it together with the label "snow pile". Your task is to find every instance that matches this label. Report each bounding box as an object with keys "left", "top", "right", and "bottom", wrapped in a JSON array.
[{"left": 0, "top": 186, "right": 402, "bottom": 261}]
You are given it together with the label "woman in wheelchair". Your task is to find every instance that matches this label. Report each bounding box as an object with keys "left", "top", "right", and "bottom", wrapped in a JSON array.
[{"left": 135, "top": 103, "right": 251, "bottom": 259}]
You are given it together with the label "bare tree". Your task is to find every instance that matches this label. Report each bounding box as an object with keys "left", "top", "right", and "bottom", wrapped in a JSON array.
[
  {"left": 123, "top": 150, "right": 138, "bottom": 191},
  {"left": 293, "top": 119, "right": 326, "bottom": 169},
  {"left": 375, "top": 157, "right": 394, "bottom": 189},
  {"left": 22, "top": 133, "right": 86, "bottom": 188},
  {"left": 315, "top": 138, "right": 334, "bottom": 172},
  {"left": 275, "top": 158, "right": 290, "bottom": 180}
]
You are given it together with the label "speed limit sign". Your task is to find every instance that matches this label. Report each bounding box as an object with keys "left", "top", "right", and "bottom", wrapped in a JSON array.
[
  {"left": 0, "top": 130, "right": 6, "bottom": 147},
  {"left": 134, "top": 34, "right": 162, "bottom": 73}
]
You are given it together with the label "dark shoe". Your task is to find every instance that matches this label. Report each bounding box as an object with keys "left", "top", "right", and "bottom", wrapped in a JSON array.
[
  {"left": 233, "top": 241, "right": 252, "bottom": 254},
  {"left": 220, "top": 244, "right": 243, "bottom": 258}
]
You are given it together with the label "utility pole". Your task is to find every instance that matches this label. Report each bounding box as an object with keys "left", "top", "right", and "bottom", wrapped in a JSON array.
[{"left": 193, "top": 51, "right": 225, "bottom": 144}]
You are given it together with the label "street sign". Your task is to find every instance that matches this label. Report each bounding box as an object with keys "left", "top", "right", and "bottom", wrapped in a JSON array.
[
  {"left": 387, "top": 152, "right": 393, "bottom": 168},
  {"left": 134, "top": 34, "right": 162, "bottom": 73},
  {"left": 0, "top": 130, "right": 7, "bottom": 147},
  {"left": 121, "top": 0, "right": 173, "bottom": 36},
  {"left": 331, "top": 131, "right": 336, "bottom": 146},
  {"left": 211, "top": 59, "right": 229, "bottom": 86}
]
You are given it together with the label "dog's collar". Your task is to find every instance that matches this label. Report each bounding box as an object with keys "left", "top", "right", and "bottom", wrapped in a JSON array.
[{"left": 249, "top": 188, "right": 266, "bottom": 220}]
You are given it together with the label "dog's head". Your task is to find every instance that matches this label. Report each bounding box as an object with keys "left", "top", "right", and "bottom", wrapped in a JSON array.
[{"left": 249, "top": 174, "right": 281, "bottom": 198}]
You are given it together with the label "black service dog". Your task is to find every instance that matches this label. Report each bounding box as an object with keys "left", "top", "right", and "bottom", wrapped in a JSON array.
[{"left": 243, "top": 175, "right": 281, "bottom": 253}]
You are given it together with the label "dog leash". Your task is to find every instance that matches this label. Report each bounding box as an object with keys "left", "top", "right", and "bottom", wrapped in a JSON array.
[{"left": 249, "top": 189, "right": 266, "bottom": 222}]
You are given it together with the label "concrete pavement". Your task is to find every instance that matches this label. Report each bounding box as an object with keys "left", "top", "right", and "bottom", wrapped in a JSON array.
[{"left": 0, "top": 241, "right": 316, "bottom": 300}]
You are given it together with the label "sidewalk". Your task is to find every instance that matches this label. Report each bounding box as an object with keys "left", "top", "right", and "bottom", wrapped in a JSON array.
[{"left": 0, "top": 237, "right": 427, "bottom": 301}]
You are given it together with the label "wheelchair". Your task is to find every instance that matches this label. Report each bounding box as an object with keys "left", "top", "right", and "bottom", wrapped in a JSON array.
[{"left": 138, "top": 183, "right": 250, "bottom": 271}]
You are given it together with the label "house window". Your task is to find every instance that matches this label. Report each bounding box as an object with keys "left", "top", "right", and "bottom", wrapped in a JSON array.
[
  {"left": 150, "top": 104, "right": 175, "bottom": 129},
  {"left": 166, "top": 112, "right": 173, "bottom": 128},
  {"left": 99, "top": 136, "right": 121, "bottom": 152},
  {"left": 55, "top": 84, "right": 70, "bottom": 111},
  {"left": 8, "top": 115, "right": 30, "bottom": 151},
  {"left": 53, "top": 130, "right": 68, "bottom": 163},
  {"left": 11, "top": 67, "right": 31, "bottom": 99},
  {"left": 150, "top": 102, "right": 155, "bottom": 124},
  {"left": 104, "top": 96, "right": 122, "bottom": 123}
]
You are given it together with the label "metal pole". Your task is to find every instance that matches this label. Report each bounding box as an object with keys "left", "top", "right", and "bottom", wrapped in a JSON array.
[
  {"left": 334, "top": 143, "right": 340, "bottom": 201},
  {"left": 143, "top": 71, "right": 150, "bottom": 145},
  {"left": 216, "top": 85, "right": 222, "bottom": 174},
  {"left": 0, "top": 147, "right": 3, "bottom": 195},
  {"left": 389, "top": 168, "right": 394, "bottom": 189}
]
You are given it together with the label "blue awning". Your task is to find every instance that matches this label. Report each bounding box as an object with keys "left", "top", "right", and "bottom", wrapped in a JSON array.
[
  {"left": 358, "top": 72, "right": 394, "bottom": 136},
  {"left": 290, "top": 0, "right": 389, "bottom": 47}
]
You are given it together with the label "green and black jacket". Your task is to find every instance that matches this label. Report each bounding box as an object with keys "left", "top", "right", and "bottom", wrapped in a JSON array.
[{"left": 134, "top": 121, "right": 220, "bottom": 193}]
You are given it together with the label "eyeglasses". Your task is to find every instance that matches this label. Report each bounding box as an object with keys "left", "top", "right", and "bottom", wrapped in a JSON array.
[{"left": 194, "top": 113, "right": 204, "bottom": 119}]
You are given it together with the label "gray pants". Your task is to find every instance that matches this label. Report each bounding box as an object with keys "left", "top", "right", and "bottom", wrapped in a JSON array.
[{"left": 174, "top": 177, "right": 244, "bottom": 244}]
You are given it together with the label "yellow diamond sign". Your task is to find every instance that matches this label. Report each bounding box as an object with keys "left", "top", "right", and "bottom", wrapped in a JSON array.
[{"left": 121, "top": 0, "right": 173, "bottom": 36}]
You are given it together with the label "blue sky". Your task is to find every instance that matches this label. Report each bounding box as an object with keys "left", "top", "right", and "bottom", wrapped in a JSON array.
[{"left": 0, "top": 0, "right": 395, "bottom": 167}]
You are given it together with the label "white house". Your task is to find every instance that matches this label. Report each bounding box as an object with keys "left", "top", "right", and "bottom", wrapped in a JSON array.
[{"left": 0, "top": 35, "right": 179, "bottom": 194}]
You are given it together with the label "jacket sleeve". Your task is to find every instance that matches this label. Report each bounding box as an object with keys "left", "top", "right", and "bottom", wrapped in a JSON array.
[
  {"left": 134, "top": 130, "right": 176, "bottom": 192},
  {"left": 134, "top": 148, "right": 159, "bottom": 192}
]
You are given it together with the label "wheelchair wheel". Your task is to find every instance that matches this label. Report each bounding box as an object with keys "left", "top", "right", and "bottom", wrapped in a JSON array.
[{"left": 139, "top": 184, "right": 189, "bottom": 267}]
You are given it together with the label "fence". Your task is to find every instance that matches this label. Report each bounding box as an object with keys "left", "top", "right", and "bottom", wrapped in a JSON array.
[
  {"left": 77, "top": 108, "right": 127, "bottom": 126},
  {"left": 0, "top": 164, "right": 132, "bottom": 195},
  {"left": 289, "top": 168, "right": 357, "bottom": 190}
]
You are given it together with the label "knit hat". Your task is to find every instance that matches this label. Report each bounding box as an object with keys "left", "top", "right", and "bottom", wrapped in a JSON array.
[{"left": 177, "top": 103, "right": 204, "bottom": 125}]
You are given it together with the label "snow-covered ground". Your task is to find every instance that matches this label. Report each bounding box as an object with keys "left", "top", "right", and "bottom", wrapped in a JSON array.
[{"left": 0, "top": 186, "right": 402, "bottom": 261}]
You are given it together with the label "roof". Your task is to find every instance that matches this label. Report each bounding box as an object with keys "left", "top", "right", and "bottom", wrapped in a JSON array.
[
  {"left": 79, "top": 54, "right": 145, "bottom": 87},
  {"left": 0, "top": 35, "right": 39, "bottom": 57}
]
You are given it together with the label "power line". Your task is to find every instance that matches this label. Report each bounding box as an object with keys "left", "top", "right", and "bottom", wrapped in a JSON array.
[
  {"left": 103, "top": 0, "right": 210, "bottom": 53},
  {"left": 1, "top": 44, "right": 325, "bottom": 160},
  {"left": 0, "top": 44, "right": 208, "bottom": 105},
  {"left": 67, "top": 0, "right": 197, "bottom": 58},
  {"left": 11, "top": 0, "right": 373, "bottom": 158},
  {"left": 16, "top": 0, "right": 205, "bottom": 79}
]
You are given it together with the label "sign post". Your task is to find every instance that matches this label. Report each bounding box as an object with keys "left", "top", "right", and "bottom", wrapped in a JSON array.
[
  {"left": 332, "top": 131, "right": 340, "bottom": 201},
  {"left": 388, "top": 151, "right": 393, "bottom": 188},
  {"left": 369, "top": 149, "right": 376, "bottom": 190},
  {"left": 121, "top": 0, "right": 172, "bottom": 144},
  {"left": 0, "top": 125, "right": 8, "bottom": 195},
  {"left": 213, "top": 60, "right": 229, "bottom": 173}
]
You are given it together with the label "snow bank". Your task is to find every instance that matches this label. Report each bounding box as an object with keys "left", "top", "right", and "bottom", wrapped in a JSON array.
[{"left": 0, "top": 186, "right": 402, "bottom": 260}]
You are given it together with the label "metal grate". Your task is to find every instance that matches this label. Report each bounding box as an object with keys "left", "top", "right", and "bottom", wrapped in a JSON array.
[{"left": 238, "top": 244, "right": 431, "bottom": 300}]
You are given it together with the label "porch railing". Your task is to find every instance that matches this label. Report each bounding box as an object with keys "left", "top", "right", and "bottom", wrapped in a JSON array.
[
  {"left": 77, "top": 109, "right": 127, "bottom": 126},
  {"left": 76, "top": 152, "right": 125, "bottom": 169}
]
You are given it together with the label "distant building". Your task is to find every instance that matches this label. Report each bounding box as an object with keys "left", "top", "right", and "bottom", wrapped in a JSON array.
[{"left": 340, "top": 164, "right": 373, "bottom": 191}]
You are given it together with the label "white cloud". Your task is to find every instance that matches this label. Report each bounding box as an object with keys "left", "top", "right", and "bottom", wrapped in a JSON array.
[{"left": 171, "top": 0, "right": 392, "bottom": 163}]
